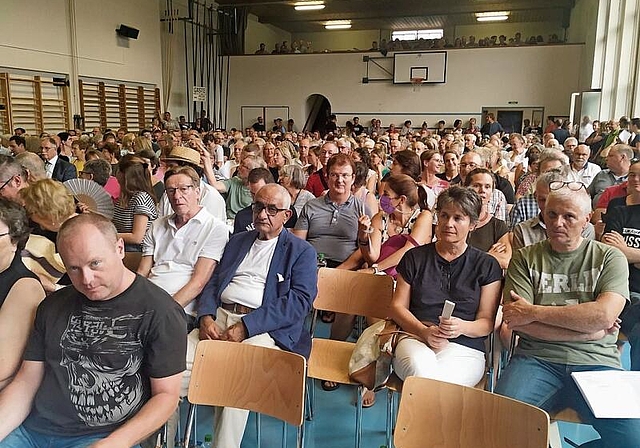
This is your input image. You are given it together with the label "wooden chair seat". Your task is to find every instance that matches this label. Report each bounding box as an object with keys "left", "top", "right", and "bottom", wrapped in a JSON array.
[{"left": 308, "top": 339, "right": 358, "bottom": 385}]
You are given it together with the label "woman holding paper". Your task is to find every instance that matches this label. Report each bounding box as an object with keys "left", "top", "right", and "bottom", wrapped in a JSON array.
[{"left": 389, "top": 186, "right": 503, "bottom": 386}]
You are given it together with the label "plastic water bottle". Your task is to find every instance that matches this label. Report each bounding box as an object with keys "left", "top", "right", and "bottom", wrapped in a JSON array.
[
  {"left": 203, "top": 434, "right": 213, "bottom": 448},
  {"left": 317, "top": 252, "right": 327, "bottom": 269}
]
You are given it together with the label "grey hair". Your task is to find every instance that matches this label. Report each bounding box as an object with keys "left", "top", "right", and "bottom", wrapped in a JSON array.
[
  {"left": 281, "top": 164, "right": 306, "bottom": 189},
  {"left": 436, "top": 185, "right": 482, "bottom": 224},
  {"left": 546, "top": 188, "right": 592, "bottom": 216},
  {"left": 538, "top": 149, "right": 569, "bottom": 168},
  {"left": 257, "top": 183, "right": 291, "bottom": 209},
  {"left": 535, "top": 170, "right": 566, "bottom": 189}
]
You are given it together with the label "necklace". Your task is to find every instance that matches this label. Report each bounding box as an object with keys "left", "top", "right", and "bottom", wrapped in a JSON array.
[{"left": 391, "top": 209, "right": 414, "bottom": 234}]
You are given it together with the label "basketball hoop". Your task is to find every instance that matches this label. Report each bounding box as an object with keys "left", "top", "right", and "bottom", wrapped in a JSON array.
[{"left": 411, "top": 77, "right": 424, "bottom": 92}]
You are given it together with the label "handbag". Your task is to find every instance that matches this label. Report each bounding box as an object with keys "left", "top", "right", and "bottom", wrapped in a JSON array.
[{"left": 348, "top": 320, "right": 413, "bottom": 391}]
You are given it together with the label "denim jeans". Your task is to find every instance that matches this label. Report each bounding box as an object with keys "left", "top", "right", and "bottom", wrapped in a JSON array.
[
  {"left": 621, "top": 293, "right": 640, "bottom": 371},
  {"left": 0, "top": 425, "right": 108, "bottom": 448},
  {"left": 495, "top": 355, "right": 640, "bottom": 448}
]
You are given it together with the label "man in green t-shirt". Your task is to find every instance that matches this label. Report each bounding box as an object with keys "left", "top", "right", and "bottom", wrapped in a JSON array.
[
  {"left": 210, "top": 155, "right": 265, "bottom": 219},
  {"left": 496, "top": 182, "right": 640, "bottom": 448}
]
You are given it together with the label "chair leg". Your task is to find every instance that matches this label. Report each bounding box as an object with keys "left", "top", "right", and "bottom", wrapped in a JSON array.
[
  {"left": 183, "top": 404, "right": 196, "bottom": 448},
  {"left": 305, "top": 380, "right": 315, "bottom": 421},
  {"left": 282, "top": 421, "right": 287, "bottom": 448},
  {"left": 256, "top": 413, "right": 262, "bottom": 448},
  {"left": 385, "top": 389, "right": 394, "bottom": 448},
  {"left": 161, "top": 423, "right": 168, "bottom": 447},
  {"left": 297, "top": 424, "right": 304, "bottom": 448},
  {"left": 355, "top": 385, "right": 363, "bottom": 448}
]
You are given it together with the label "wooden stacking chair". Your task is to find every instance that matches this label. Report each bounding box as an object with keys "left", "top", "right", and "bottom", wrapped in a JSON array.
[
  {"left": 394, "top": 376, "right": 549, "bottom": 448},
  {"left": 307, "top": 267, "right": 395, "bottom": 448},
  {"left": 183, "top": 340, "right": 306, "bottom": 448}
]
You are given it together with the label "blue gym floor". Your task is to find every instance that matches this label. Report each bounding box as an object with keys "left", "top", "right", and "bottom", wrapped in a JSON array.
[{"left": 163, "top": 321, "right": 632, "bottom": 448}]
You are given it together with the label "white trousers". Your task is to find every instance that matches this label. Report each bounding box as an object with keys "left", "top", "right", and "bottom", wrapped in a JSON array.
[
  {"left": 392, "top": 337, "right": 486, "bottom": 387},
  {"left": 212, "top": 308, "right": 280, "bottom": 448}
]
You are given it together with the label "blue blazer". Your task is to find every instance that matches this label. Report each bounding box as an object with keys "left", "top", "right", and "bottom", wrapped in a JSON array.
[
  {"left": 198, "top": 229, "right": 318, "bottom": 358},
  {"left": 52, "top": 158, "right": 77, "bottom": 182}
]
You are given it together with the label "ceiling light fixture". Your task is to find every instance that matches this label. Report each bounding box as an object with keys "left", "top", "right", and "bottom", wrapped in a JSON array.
[
  {"left": 325, "top": 20, "right": 351, "bottom": 30},
  {"left": 294, "top": 1, "right": 325, "bottom": 11},
  {"left": 475, "top": 11, "right": 510, "bottom": 22}
]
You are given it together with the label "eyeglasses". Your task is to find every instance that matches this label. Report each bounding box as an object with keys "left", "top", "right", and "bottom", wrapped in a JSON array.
[
  {"left": 165, "top": 185, "right": 195, "bottom": 196},
  {"left": 549, "top": 181, "right": 587, "bottom": 192},
  {"left": 0, "top": 176, "right": 14, "bottom": 191},
  {"left": 252, "top": 202, "right": 288, "bottom": 216},
  {"left": 460, "top": 163, "right": 478, "bottom": 169},
  {"left": 329, "top": 173, "right": 353, "bottom": 180}
]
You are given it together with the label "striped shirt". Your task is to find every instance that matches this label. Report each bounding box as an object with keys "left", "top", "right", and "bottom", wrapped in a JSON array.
[{"left": 112, "top": 191, "right": 158, "bottom": 252}]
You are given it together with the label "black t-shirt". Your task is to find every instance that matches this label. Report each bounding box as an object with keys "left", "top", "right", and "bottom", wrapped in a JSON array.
[
  {"left": 353, "top": 124, "right": 364, "bottom": 135},
  {"left": 396, "top": 243, "right": 502, "bottom": 352},
  {"left": 23, "top": 275, "right": 187, "bottom": 436},
  {"left": 469, "top": 217, "right": 509, "bottom": 252},
  {"left": 604, "top": 204, "right": 640, "bottom": 293},
  {"left": 495, "top": 174, "right": 515, "bottom": 204},
  {"left": 435, "top": 172, "right": 460, "bottom": 184}
]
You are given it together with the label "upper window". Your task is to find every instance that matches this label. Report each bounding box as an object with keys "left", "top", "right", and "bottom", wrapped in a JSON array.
[{"left": 392, "top": 29, "right": 444, "bottom": 41}]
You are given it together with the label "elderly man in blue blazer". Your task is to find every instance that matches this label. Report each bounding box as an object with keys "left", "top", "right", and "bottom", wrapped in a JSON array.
[{"left": 197, "top": 183, "right": 317, "bottom": 448}]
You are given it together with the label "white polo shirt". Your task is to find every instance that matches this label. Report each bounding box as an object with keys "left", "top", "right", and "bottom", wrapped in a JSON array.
[
  {"left": 158, "top": 179, "right": 227, "bottom": 223},
  {"left": 143, "top": 207, "right": 229, "bottom": 315},
  {"left": 572, "top": 162, "right": 602, "bottom": 188}
]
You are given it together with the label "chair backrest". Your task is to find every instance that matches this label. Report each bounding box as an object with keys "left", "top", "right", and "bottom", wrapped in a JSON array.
[
  {"left": 315, "top": 267, "right": 395, "bottom": 319},
  {"left": 187, "top": 340, "right": 306, "bottom": 426},
  {"left": 394, "top": 377, "right": 549, "bottom": 448}
]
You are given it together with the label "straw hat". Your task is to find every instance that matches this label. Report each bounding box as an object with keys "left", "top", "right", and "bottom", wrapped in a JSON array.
[{"left": 164, "top": 146, "right": 201, "bottom": 166}]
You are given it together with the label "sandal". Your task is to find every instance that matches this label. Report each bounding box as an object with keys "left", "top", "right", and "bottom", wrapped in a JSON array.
[
  {"left": 321, "top": 381, "right": 340, "bottom": 391},
  {"left": 320, "top": 311, "right": 335, "bottom": 323},
  {"left": 361, "top": 388, "right": 376, "bottom": 408}
]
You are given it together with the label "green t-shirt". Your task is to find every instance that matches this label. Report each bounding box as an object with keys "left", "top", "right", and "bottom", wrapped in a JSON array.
[
  {"left": 222, "top": 177, "right": 252, "bottom": 219},
  {"left": 505, "top": 239, "right": 629, "bottom": 368}
]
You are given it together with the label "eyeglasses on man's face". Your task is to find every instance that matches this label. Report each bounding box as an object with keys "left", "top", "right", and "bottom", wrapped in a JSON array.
[
  {"left": 165, "top": 185, "right": 195, "bottom": 196},
  {"left": 252, "top": 201, "right": 288, "bottom": 217},
  {"left": 0, "top": 175, "right": 14, "bottom": 191}
]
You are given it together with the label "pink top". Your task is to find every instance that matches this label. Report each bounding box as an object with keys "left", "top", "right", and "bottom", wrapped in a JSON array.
[{"left": 104, "top": 176, "right": 121, "bottom": 202}]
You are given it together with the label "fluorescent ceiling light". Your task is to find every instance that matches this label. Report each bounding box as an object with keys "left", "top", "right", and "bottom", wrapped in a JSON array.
[
  {"left": 476, "top": 15, "right": 509, "bottom": 21},
  {"left": 325, "top": 20, "right": 351, "bottom": 30},
  {"left": 475, "top": 11, "right": 510, "bottom": 22},
  {"left": 294, "top": 2, "right": 325, "bottom": 10}
]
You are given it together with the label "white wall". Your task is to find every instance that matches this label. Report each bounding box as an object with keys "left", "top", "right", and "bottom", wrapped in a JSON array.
[
  {"left": 244, "top": 14, "right": 291, "bottom": 54},
  {"left": 567, "top": 0, "right": 599, "bottom": 91},
  {"left": 225, "top": 45, "right": 583, "bottom": 130},
  {"left": 0, "top": 0, "right": 163, "bottom": 121}
]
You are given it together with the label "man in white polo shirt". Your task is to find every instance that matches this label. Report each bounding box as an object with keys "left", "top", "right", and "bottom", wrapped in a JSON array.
[{"left": 138, "top": 165, "right": 228, "bottom": 448}]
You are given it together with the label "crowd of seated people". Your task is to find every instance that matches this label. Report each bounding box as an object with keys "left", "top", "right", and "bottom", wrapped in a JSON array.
[
  {"left": 0, "top": 106, "right": 638, "bottom": 447},
  {"left": 249, "top": 30, "right": 565, "bottom": 55}
]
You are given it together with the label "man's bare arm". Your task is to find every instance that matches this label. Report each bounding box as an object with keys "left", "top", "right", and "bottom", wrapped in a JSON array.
[
  {"left": 89, "top": 372, "right": 182, "bottom": 448},
  {"left": 510, "top": 322, "right": 609, "bottom": 342},
  {"left": 0, "top": 361, "right": 45, "bottom": 441},
  {"left": 136, "top": 255, "right": 153, "bottom": 277},
  {"left": 173, "top": 258, "right": 217, "bottom": 308},
  {"left": 503, "top": 290, "right": 625, "bottom": 334}
]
